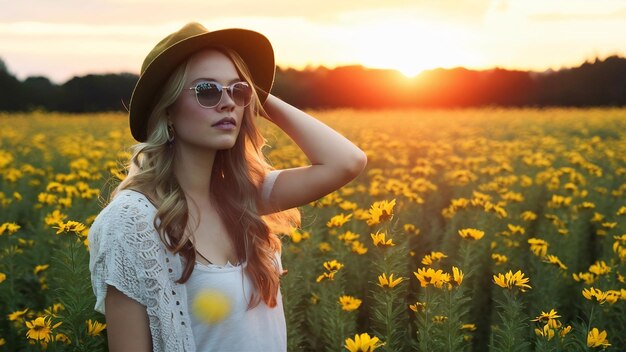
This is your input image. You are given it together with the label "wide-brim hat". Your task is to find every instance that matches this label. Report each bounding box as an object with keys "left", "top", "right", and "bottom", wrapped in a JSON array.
[{"left": 129, "top": 22, "right": 275, "bottom": 142}]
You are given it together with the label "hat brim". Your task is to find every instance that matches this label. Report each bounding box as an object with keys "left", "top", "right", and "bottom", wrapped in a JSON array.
[{"left": 129, "top": 28, "right": 274, "bottom": 142}]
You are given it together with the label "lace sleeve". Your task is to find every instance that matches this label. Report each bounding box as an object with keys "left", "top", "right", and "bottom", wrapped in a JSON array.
[{"left": 89, "top": 196, "right": 149, "bottom": 314}]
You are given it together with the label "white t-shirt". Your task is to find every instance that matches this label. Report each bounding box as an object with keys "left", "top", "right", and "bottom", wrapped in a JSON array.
[
  {"left": 186, "top": 168, "right": 287, "bottom": 351},
  {"left": 185, "top": 254, "right": 287, "bottom": 351}
]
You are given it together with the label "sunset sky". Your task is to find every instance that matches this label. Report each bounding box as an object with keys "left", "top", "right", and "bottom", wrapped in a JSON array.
[{"left": 2, "top": 0, "right": 625, "bottom": 83}]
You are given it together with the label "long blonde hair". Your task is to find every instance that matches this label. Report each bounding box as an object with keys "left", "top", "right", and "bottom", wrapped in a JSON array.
[{"left": 113, "top": 47, "right": 300, "bottom": 309}]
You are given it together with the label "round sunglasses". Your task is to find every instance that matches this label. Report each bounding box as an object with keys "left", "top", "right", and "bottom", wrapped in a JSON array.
[{"left": 187, "top": 81, "right": 253, "bottom": 108}]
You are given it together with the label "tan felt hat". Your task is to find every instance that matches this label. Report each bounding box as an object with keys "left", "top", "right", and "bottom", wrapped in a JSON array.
[{"left": 129, "top": 22, "right": 275, "bottom": 142}]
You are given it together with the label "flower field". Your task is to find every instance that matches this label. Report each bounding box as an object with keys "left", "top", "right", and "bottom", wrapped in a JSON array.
[{"left": 0, "top": 108, "right": 625, "bottom": 351}]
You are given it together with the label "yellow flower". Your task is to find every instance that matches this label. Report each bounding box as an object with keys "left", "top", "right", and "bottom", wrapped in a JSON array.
[
  {"left": 534, "top": 323, "right": 555, "bottom": 341},
  {"left": 316, "top": 260, "right": 344, "bottom": 283},
  {"left": 493, "top": 270, "right": 532, "bottom": 292},
  {"left": 591, "top": 212, "right": 604, "bottom": 222},
  {"left": 605, "top": 290, "right": 621, "bottom": 304},
  {"left": 326, "top": 213, "right": 353, "bottom": 228},
  {"left": 351, "top": 241, "right": 368, "bottom": 255},
  {"left": 43, "top": 303, "right": 65, "bottom": 317},
  {"left": 0, "top": 222, "right": 21, "bottom": 236},
  {"left": 458, "top": 228, "right": 485, "bottom": 240},
  {"left": 54, "top": 220, "right": 87, "bottom": 235},
  {"left": 339, "top": 200, "right": 358, "bottom": 211},
  {"left": 573, "top": 272, "right": 596, "bottom": 285},
  {"left": 8, "top": 308, "right": 29, "bottom": 321},
  {"left": 582, "top": 287, "right": 608, "bottom": 304},
  {"left": 601, "top": 222, "right": 617, "bottom": 229},
  {"left": 520, "top": 210, "right": 537, "bottom": 221},
  {"left": 344, "top": 333, "right": 385, "bottom": 352},
  {"left": 370, "top": 231, "right": 395, "bottom": 247},
  {"left": 0, "top": 272, "right": 5, "bottom": 283},
  {"left": 339, "top": 231, "right": 360, "bottom": 243},
  {"left": 451, "top": 266, "right": 464, "bottom": 287},
  {"left": 588, "top": 261, "right": 610, "bottom": 276},
  {"left": 192, "top": 289, "right": 231, "bottom": 324},
  {"left": 528, "top": 238, "right": 549, "bottom": 257},
  {"left": 578, "top": 201, "right": 595, "bottom": 209},
  {"left": 25, "top": 316, "right": 61, "bottom": 342},
  {"left": 289, "top": 228, "right": 310, "bottom": 243},
  {"left": 316, "top": 271, "right": 336, "bottom": 283},
  {"left": 318, "top": 242, "right": 332, "bottom": 252},
  {"left": 461, "top": 323, "right": 477, "bottom": 331},
  {"left": 560, "top": 325, "right": 572, "bottom": 337},
  {"left": 547, "top": 194, "right": 571, "bottom": 208},
  {"left": 37, "top": 192, "right": 57, "bottom": 205},
  {"left": 507, "top": 224, "right": 525, "bottom": 235},
  {"left": 55, "top": 333, "right": 71, "bottom": 344},
  {"left": 86, "top": 319, "right": 106, "bottom": 336},
  {"left": 531, "top": 309, "right": 561, "bottom": 325},
  {"left": 414, "top": 267, "right": 449, "bottom": 288},
  {"left": 543, "top": 255, "right": 568, "bottom": 270},
  {"left": 432, "top": 315, "right": 448, "bottom": 323},
  {"left": 491, "top": 253, "right": 508, "bottom": 265},
  {"left": 587, "top": 328, "right": 610, "bottom": 348},
  {"left": 365, "top": 199, "right": 396, "bottom": 226},
  {"left": 310, "top": 293, "right": 320, "bottom": 304},
  {"left": 403, "top": 223, "right": 420, "bottom": 236},
  {"left": 324, "top": 260, "right": 344, "bottom": 272},
  {"left": 33, "top": 264, "right": 50, "bottom": 275},
  {"left": 44, "top": 210, "right": 68, "bottom": 227},
  {"left": 339, "top": 295, "right": 362, "bottom": 311},
  {"left": 377, "top": 273, "right": 405, "bottom": 288},
  {"left": 421, "top": 251, "right": 447, "bottom": 266},
  {"left": 409, "top": 301, "right": 426, "bottom": 312}
]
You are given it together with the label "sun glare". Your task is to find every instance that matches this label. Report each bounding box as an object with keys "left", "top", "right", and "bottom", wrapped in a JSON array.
[
  {"left": 394, "top": 60, "right": 429, "bottom": 78},
  {"left": 349, "top": 18, "right": 478, "bottom": 78}
]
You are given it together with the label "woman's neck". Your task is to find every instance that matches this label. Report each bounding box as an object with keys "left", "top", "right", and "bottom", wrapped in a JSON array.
[{"left": 172, "top": 143, "right": 217, "bottom": 198}]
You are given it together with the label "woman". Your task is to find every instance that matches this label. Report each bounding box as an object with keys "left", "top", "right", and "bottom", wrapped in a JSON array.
[{"left": 88, "top": 22, "right": 367, "bottom": 351}]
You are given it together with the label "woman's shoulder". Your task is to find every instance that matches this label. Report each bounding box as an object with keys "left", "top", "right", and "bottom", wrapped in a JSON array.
[
  {"left": 106, "top": 189, "right": 156, "bottom": 212},
  {"left": 88, "top": 189, "right": 162, "bottom": 253},
  {"left": 90, "top": 189, "right": 156, "bottom": 232}
]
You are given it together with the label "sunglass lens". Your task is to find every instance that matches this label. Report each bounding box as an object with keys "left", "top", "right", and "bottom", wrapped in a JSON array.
[
  {"left": 195, "top": 83, "right": 222, "bottom": 107},
  {"left": 231, "top": 83, "right": 253, "bottom": 107}
]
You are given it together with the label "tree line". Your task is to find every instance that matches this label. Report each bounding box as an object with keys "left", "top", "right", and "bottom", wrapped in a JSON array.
[{"left": 0, "top": 55, "right": 624, "bottom": 112}]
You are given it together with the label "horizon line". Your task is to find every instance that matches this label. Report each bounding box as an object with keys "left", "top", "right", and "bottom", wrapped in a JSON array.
[{"left": 3, "top": 53, "right": 623, "bottom": 84}]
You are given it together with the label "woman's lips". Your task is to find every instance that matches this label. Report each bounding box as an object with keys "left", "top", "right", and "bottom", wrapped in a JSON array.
[
  {"left": 212, "top": 122, "right": 236, "bottom": 130},
  {"left": 212, "top": 117, "right": 236, "bottom": 126}
]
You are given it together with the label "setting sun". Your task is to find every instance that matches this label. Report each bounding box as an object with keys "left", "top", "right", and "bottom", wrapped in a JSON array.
[{"left": 346, "top": 17, "right": 483, "bottom": 78}]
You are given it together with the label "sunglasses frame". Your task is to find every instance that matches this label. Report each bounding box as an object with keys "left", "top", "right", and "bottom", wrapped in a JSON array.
[{"left": 187, "top": 81, "right": 253, "bottom": 109}]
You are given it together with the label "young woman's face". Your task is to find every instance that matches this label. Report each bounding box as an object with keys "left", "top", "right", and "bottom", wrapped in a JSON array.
[{"left": 168, "top": 49, "right": 246, "bottom": 151}]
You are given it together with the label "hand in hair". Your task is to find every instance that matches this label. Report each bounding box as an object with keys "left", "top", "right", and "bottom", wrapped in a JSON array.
[{"left": 259, "top": 94, "right": 367, "bottom": 212}]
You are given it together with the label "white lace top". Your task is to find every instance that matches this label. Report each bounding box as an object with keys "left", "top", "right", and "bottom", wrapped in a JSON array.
[{"left": 88, "top": 170, "right": 284, "bottom": 352}]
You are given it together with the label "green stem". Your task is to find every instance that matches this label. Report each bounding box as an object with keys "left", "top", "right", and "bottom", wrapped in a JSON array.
[
  {"left": 585, "top": 304, "right": 595, "bottom": 352},
  {"left": 8, "top": 249, "right": 16, "bottom": 309},
  {"left": 420, "top": 287, "right": 432, "bottom": 352},
  {"left": 385, "top": 293, "right": 393, "bottom": 351},
  {"left": 447, "top": 290, "right": 453, "bottom": 352},
  {"left": 67, "top": 237, "right": 82, "bottom": 350}
]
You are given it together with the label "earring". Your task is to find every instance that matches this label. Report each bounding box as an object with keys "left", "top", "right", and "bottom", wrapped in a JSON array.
[{"left": 167, "top": 123, "right": 175, "bottom": 144}]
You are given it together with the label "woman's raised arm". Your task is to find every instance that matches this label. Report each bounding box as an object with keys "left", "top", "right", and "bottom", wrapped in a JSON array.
[{"left": 259, "top": 94, "right": 367, "bottom": 214}]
